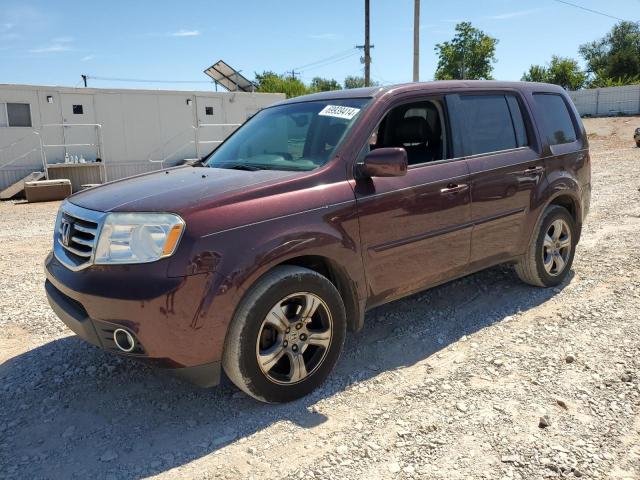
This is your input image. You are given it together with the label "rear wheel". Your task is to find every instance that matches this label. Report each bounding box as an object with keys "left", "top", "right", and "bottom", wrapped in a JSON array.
[
  {"left": 222, "top": 266, "right": 346, "bottom": 403},
  {"left": 635, "top": 140, "right": 640, "bottom": 148},
  {"left": 515, "top": 205, "right": 576, "bottom": 287}
]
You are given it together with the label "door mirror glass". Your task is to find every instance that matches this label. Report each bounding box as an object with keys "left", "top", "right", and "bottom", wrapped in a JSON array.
[{"left": 359, "top": 147, "right": 407, "bottom": 178}]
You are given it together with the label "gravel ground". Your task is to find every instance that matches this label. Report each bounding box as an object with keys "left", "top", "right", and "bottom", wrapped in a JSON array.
[{"left": 1, "top": 116, "right": 639, "bottom": 480}]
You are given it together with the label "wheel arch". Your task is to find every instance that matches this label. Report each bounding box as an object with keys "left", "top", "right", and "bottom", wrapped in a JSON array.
[
  {"left": 276, "top": 255, "right": 364, "bottom": 332},
  {"left": 544, "top": 190, "right": 583, "bottom": 242}
]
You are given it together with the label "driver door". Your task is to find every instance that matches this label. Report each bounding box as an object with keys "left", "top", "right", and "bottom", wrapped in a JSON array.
[{"left": 353, "top": 96, "right": 472, "bottom": 306}]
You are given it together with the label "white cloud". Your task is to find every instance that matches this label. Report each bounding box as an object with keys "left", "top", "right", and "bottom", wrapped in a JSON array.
[
  {"left": 29, "top": 35, "right": 75, "bottom": 54},
  {"left": 485, "top": 9, "right": 540, "bottom": 20},
  {"left": 170, "top": 29, "right": 200, "bottom": 37},
  {"left": 309, "top": 33, "right": 343, "bottom": 40},
  {"left": 81, "top": 54, "right": 95, "bottom": 61},
  {"left": 29, "top": 43, "right": 72, "bottom": 53}
]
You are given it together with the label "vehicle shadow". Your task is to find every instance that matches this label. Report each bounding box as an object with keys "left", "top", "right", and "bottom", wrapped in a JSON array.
[{"left": 0, "top": 264, "right": 570, "bottom": 479}]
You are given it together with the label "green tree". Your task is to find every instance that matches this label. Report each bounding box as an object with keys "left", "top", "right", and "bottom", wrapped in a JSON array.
[
  {"left": 579, "top": 21, "right": 640, "bottom": 86},
  {"left": 434, "top": 22, "right": 498, "bottom": 80},
  {"left": 521, "top": 64, "right": 549, "bottom": 83},
  {"left": 309, "top": 77, "right": 342, "bottom": 92},
  {"left": 343, "top": 76, "right": 380, "bottom": 89},
  {"left": 254, "top": 71, "right": 309, "bottom": 98},
  {"left": 521, "top": 56, "right": 587, "bottom": 90}
]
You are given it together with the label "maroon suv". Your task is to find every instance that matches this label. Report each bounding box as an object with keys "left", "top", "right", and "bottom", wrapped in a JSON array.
[{"left": 45, "top": 81, "right": 591, "bottom": 403}]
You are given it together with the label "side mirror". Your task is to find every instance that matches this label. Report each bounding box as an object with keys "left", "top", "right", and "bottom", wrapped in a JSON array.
[{"left": 358, "top": 147, "right": 407, "bottom": 178}]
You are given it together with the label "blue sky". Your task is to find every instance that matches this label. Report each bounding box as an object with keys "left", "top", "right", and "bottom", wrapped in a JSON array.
[{"left": 0, "top": 0, "right": 634, "bottom": 91}]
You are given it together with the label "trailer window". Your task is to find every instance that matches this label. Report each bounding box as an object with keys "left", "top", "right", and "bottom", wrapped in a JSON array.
[
  {"left": 6, "top": 103, "right": 32, "bottom": 127},
  {"left": 72, "top": 105, "right": 84, "bottom": 115},
  {"left": 205, "top": 106, "right": 214, "bottom": 116}
]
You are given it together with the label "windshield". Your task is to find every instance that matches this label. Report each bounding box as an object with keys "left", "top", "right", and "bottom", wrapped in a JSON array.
[{"left": 204, "top": 98, "right": 370, "bottom": 171}]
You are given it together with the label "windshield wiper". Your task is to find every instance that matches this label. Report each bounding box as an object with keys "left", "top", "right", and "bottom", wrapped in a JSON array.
[{"left": 217, "top": 163, "right": 263, "bottom": 171}]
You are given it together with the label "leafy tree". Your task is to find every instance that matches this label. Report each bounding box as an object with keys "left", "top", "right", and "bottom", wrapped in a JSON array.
[
  {"left": 254, "top": 71, "right": 309, "bottom": 98},
  {"left": 587, "top": 74, "right": 640, "bottom": 88},
  {"left": 434, "top": 22, "right": 498, "bottom": 80},
  {"left": 579, "top": 21, "right": 640, "bottom": 86},
  {"left": 343, "top": 75, "right": 380, "bottom": 89},
  {"left": 309, "top": 77, "right": 342, "bottom": 92},
  {"left": 521, "top": 65, "right": 548, "bottom": 83},
  {"left": 521, "top": 56, "right": 587, "bottom": 90}
]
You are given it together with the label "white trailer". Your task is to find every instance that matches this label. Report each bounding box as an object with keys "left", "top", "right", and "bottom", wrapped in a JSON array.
[{"left": 0, "top": 84, "right": 284, "bottom": 194}]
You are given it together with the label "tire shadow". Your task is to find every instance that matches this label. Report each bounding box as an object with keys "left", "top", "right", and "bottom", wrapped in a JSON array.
[{"left": 0, "top": 264, "right": 571, "bottom": 479}]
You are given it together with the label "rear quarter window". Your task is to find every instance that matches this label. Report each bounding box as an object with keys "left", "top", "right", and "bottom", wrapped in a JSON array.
[{"left": 533, "top": 93, "right": 578, "bottom": 145}]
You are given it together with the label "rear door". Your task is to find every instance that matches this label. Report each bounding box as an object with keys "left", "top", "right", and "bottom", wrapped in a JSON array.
[
  {"left": 448, "top": 92, "right": 545, "bottom": 267},
  {"left": 195, "top": 96, "right": 228, "bottom": 156},
  {"left": 60, "top": 93, "right": 98, "bottom": 161}
]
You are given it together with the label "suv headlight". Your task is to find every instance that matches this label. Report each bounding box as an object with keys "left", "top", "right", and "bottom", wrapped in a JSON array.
[{"left": 94, "top": 213, "right": 185, "bottom": 264}]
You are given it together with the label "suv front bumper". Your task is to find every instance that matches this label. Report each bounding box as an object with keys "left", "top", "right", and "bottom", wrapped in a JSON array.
[{"left": 44, "top": 251, "right": 221, "bottom": 387}]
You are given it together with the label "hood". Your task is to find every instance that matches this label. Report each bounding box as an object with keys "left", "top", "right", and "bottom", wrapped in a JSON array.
[{"left": 69, "top": 166, "right": 299, "bottom": 213}]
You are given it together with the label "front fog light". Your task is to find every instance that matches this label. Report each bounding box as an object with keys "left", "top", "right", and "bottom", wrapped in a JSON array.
[{"left": 95, "top": 213, "right": 185, "bottom": 264}]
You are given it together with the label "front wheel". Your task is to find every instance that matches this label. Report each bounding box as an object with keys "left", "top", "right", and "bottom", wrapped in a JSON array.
[
  {"left": 222, "top": 266, "right": 346, "bottom": 403},
  {"left": 515, "top": 205, "right": 577, "bottom": 287}
]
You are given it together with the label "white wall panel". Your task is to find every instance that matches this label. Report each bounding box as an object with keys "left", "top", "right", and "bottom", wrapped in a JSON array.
[{"left": 0, "top": 84, "right": 284, "bottom": 191}]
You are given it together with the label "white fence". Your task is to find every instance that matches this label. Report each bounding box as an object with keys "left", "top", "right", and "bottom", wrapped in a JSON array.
[{"left": 569, "top": 85, "right": 640, "bottom": 117}]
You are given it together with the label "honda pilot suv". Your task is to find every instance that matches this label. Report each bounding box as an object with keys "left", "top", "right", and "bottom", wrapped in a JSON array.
[{"left": 45, "top": 81, "right": 591, "bottom": 403}]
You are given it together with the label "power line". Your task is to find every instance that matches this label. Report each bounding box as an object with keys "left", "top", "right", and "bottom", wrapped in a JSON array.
[
  {"left": 297, "top": 51, "right": 360, "bottom": 74},
  {"left": 293, "top": 48, "right": 356, "bottom": 71},
  {"left": 551, "top": 0, "right": 627, "bottom": 22}
]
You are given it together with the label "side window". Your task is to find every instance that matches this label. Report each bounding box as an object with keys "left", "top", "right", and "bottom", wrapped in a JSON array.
[
  {"left": 506, "top": 95, "right": 528, "bottom": 147},
  {"left": 6, "top": 103, "right": 32, "bottom": 127},
  {"left": 459, "top": 95, "right": 518, "bottom": 156},
  {"left": 533, "top": 93, "right": 577, "bottom": 145},
  {"left": 367, "top": 99, "right": 446, "bottom": 165}
]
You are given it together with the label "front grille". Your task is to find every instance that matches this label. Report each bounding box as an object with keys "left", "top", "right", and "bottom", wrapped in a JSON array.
[
  {"left": 54, "top": 203, "right": 105, "bottom": 271},
  {"left": 58, "top": 212, "right": 99, "bottom": 268}
]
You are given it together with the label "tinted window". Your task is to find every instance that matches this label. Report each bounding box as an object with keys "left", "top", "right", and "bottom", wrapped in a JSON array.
[
  {"left": 460, "top": 95, "right": 518, "bottom": 155},
  {"left": 533, "top": 93, "right": 577, "bottom": 145},
  {"left": 7, "top": 103, "right": 32, "bottom": 127},
  {"left": 506, "top": 96, "right": 528, "bottom": 147}
]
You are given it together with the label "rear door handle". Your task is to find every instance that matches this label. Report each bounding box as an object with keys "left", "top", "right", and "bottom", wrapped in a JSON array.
[{"left": 440, "top": 183, "right": 469, "bottom": 195}]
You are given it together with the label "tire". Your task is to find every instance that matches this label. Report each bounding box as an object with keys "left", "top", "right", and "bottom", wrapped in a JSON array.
[
  {"left": 515, "top": 205, "right": 577, "bottom": 287},
  {"left": 222, "top": 265, "right": 346, "bottom": 403},
  {"left": 635, "top": 140, "right": 640, "bottom": 148}
]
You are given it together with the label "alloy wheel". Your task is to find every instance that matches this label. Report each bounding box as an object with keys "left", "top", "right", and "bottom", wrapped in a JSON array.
[
  {"left": 542, "top": 219, "right": 572, "bottom": 276},
  {"left": 255, "top": 292, "right": 333, "bottom": 385}
]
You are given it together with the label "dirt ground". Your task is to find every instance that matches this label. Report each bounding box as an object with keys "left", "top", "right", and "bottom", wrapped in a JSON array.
[{"left": 1, "top": 116, "right": 639, "bottom": 480}]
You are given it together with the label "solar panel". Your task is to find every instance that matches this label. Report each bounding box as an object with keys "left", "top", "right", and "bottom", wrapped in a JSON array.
[{"left": 204, "top": 60, "right": 256, "bottom": 92}]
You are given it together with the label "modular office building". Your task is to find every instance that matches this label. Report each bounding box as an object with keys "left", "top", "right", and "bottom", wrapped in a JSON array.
[{"left": 0, "top": 84, "right": 284, "bottom": 193}]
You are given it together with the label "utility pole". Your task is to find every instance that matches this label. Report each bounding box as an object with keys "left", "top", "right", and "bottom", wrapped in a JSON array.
[
  {"left": 364, "top": 0, "right": 371, "bottom": 86},
  {"left": 81, "top": 74, "right": 88, "bottom": 87},
  {"left": 413, "top": 0, "right": 420, "bottom": 82},
  {"left": 356, "top": 0, "right": 374, "bottom": 87},
  {"left": 286, "top": 69, "right": 300, "bottom": 79}
]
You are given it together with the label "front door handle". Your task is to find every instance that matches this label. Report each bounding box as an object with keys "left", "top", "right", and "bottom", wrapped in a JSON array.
[
  {"left": 524, "top": 166, "right": 545, "bottom": 175},
  {"left": 440, "top": 183, "right": 469, "bottom": 195}
]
